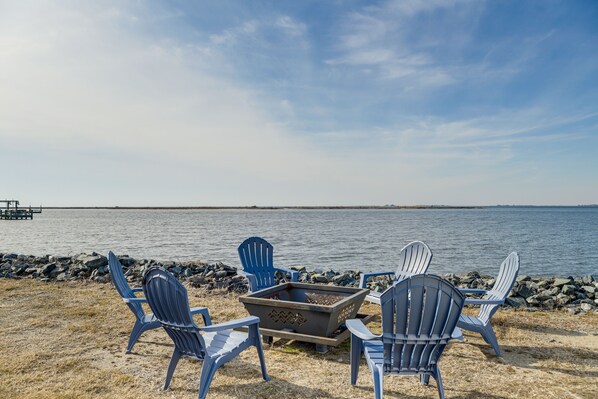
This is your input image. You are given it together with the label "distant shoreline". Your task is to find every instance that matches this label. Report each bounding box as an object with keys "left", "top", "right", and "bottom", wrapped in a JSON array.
[
  {"left": 40, "top": 205, "right": 597, "bottom": 210},
  {"left": 43, "top": 205, "right": 479, "bottom": 210}
]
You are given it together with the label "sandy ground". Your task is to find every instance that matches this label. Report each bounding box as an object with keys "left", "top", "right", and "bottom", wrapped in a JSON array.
[{"left": 1, "top": 279, "right": 597, "bottom": 399}]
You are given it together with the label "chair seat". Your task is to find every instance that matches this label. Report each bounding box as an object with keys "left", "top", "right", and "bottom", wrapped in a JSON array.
[
  {"left": 363, "top": 340, "right": 439, "bottom": 374},
  {"left": 363, "top": 340, "right": 384, "bottom": 365},
  {"left": 459, "top": 314, "right": 484, "bottom": 327},
  {"left": 203, "top": 330, "right": 248, "bottom": 358},
  {"left": 365, "top": 291, "right": 383, "bottom": 304}
]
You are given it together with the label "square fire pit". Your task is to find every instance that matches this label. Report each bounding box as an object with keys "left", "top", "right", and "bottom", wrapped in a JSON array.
[{"left": 239, "top": 282, "right": 369, "bottom": 351}]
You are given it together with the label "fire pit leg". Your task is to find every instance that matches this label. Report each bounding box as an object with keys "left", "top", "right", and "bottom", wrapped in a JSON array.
[
  {"left": 315, "top": 344, "right": 329, "bottom": 354},
  {"left": 262, "top": 335, "right": 273, "bottom": 346}
]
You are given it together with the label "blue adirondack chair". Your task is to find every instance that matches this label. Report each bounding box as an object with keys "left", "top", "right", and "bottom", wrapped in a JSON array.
[
  {"left": 347, "top": 274, "right": 465, "bottom": 399},
  {"left": 142, "top": 266, "right": 269, "bottom": 399},
  {"left": 238, "top": 236, "right": 298, "bottom": 292},
  {"left": 359, "top": 241, "right": 433, "bottom": 304},
  {"left": 108, "top": 251, "right": 211, "bottom": 353},
  {"left": 458, "top": 252, "right": 520, "bottom": 356}
]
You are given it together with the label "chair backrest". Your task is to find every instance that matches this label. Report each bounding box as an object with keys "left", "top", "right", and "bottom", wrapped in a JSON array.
[
  {"left": 478, "top": 252, "right": 520, "bottom": 324},
  {"left": 108, "top": 251, "right": 144, "bottom": 320},
  {"left": 238, "top": 236, "right": 277, "bottom": 291},
  {"left": 142, "top": 266, "right": 207, "bottom": 358},
  {"left": 394, "top": 241, "right": 433, "bottom": 281},
  {"left": 379, "top": 274, "right": 464, "bottom": 374}
]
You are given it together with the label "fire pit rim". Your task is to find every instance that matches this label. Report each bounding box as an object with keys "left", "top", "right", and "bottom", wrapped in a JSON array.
[{"left": 239, "top": 282, "right": 369, "bottom": 314}]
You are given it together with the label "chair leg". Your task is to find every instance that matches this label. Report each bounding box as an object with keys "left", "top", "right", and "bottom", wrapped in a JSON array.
[
  {"left": 434, "top": 367, "right": 445, "bottom": 399},
  {"left": 255, "top": 339, "right": 270, "bottom": 381},
  {"left": 163, "top": 349, "right": 182, "bottom": 390},
  {"left": 126, "top": 320, "right": 145, "bottom": 353},
  {"left": 420, "top": 373, "right": 430, "bottom": 385},
  {"left": 198, "top": 359, "right": 218, "bottom": 399},
  {"left": 480, "top": 325, "right": 501, "bottom": 356},
  {"left": 350, "top": 334, "right": 363, "bottom": 385},
  {"left": 371, "top": 365, "right": 384, "bottom": 399}
]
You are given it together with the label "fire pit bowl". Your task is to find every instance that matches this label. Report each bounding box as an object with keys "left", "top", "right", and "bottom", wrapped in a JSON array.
[{"left": 239, "top": 282, "right": 368, "bottom": 337}]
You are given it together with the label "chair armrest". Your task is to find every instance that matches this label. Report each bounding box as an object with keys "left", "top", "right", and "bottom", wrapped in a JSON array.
[
  {"left": 346, "top": 319, "right": 380, "bottom": 341},
  {"left": 459, "top": 288, "right": 488, "bottom": 295},
  {"left": 123, "top": 297, "right": 147, "bottom": 304},
  {"left": 464, "top": 298, "right": 505, "bottom": 306},
  {"left": 190, "top": 307, "right": 212, "bottom": 326},
  {"left": 237, "top": 270, "right": 258, "bottom": 292},
  {"left": 359, "top": 271, "right": 394, "bottom": 288},
  {"left": 131, "top": 287, "right": 144, "bottom": 293},
  {"left": 275, "top": 268, "right": 299, "bottom": 282},
  {"left": 200, "top": 316, "right": 260, "bottom": 332}
]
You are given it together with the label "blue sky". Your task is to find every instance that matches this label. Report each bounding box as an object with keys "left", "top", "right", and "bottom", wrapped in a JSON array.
[{"left": 1, "top": 0, "right": 597, "bottom": 206}]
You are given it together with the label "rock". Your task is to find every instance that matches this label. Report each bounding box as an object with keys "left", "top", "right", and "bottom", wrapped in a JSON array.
[
  {"left": 332, "top": 273, "right": 352, "bottom": 284},
  {"left": 95, "top": 275, "right": 110, "bottom": 283},
  {"left": 516, "top": 283, "right": 535, "bottom": 298},
  {"left": 575, "top": 291, "right": 588, "bottom": 300},
  {"left": 580, "top": 303, "right": 594, "bottom": 312},
  {"left": 516, "top": 275, "right": 531, "bottom": 282},
  {"left": 41, "top": 263, "right": 57, "bottom": 276},
  {"left": 525, "top": 295, "right": 541, "bottom": 306},
  {"left": 561, "top": 285, "right": 576, "bottom": 295},
  {"left": 582, "top": 275, "right": 595, "bottom": 285},
  {"left": 76, "top": 254, "right": 108, "bottom": 269},
  {"left": 118, "top": 256, "right": 136, "bottom": 266},
  {"left": 536, "top": 279, "right": 549, "bottom": 288},
  {"left": 556, "top": 293, "right": 572, "bottom": 306},
  {"left": 13, "top": 264, "right": 27, "bottom": 275},
  {"left": 541, "top": 298, "right": 556, "bottom": 309},
  {"left": 311, "top": 274, "right": 328, "bottom": 283},
  {"left": 535, "top": 291, "right": 554, "bottom": 301},
  {"left": 553, "top": 278, "right": 572, "bottom": 287},
  {"left": 543, "top": 287, "right": 561, "bottom": 297},
  {"left": 506, "top": 297, "right": 527, "bottom": 308},
  {"left": 567, "top": 307, "right": 580, "bottom": 315},
  {"left": 582, "top": 286, "right": 596, "bottom": 294},
  {"left": 214, "top": 271, "right": 228, "bottom": 279}
]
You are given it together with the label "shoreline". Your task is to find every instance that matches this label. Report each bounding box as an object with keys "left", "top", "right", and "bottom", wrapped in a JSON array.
[
  {"left": 2, "top": 251, "right": 596, "bottom": 314},
  {"left": 42, "top": 205, "right": 481, "bottom": 210}
]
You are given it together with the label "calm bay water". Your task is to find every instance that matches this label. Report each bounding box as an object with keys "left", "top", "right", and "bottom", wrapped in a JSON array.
[{"left": 1, "top": 207, "right": 596, "bottom": 276}]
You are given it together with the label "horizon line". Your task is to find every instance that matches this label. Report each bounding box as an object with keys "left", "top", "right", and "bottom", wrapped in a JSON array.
[{"left": 37, "top": 204, "right": 598, "bottom": 210}]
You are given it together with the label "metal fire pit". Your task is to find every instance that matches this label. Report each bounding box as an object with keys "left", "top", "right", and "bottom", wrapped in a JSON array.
[{"left": 239, "top": 282, "right": 369, "bottom": 351}]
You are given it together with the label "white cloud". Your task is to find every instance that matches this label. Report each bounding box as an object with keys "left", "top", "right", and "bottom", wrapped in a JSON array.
[
  {"left": 209, "top": 20, "right": 258, "bottom": 45},
  {"left": 327, "top": 0, "right": 482, "bottom": 86},
  {"left": 275, "top": 16, "right": 307, "bottom": 37}
]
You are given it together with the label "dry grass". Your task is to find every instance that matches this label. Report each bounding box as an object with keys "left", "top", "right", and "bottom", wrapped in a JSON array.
[{"left": 1, "top": 279, "right": 597, "bottom": 399}]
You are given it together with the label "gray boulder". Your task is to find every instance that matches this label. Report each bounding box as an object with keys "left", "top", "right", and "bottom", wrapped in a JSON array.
[
  {"left": 553, "top": 278, "right": 572, "bottom": 287},
  {"left": 561, "top": 285, "right": 576, "bottom": 295}
]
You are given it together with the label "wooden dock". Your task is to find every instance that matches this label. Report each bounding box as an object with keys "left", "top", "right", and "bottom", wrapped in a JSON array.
[{"left": 0, "top": 199, "right": 42, "bottom": 220}]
